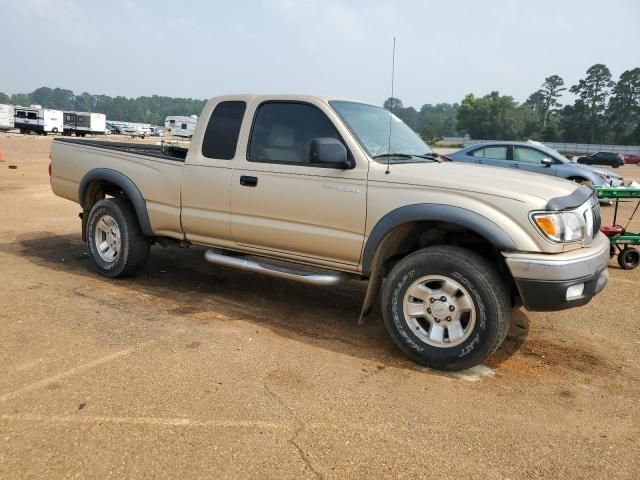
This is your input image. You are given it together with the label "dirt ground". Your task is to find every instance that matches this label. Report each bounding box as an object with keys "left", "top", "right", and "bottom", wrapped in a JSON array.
[{"left": 0, "top": 134, "right": 638, "bottom": 479}]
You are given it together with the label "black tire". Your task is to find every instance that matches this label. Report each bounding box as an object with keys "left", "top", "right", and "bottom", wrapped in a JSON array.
[
  {"left": 617, "top": 247, "right": 639, "bottom": 270},
  {"left": 381, "top": 246, "right": 511, "bottom": 371},
  {"left": 86, "top": 198, "right": 150, "bottom": 278}
]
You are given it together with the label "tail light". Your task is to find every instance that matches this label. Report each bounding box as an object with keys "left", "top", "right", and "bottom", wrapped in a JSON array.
[
  {"left": 48, "top": 162, "right": 52, "bottom": 176},
  {"left": 441, "top": 155, "right": 452, "bottom": 162}
]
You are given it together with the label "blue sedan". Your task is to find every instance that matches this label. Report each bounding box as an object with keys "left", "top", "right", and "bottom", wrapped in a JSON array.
[{"left": 447, "top": 141, "right": 623, "bottom": 187}]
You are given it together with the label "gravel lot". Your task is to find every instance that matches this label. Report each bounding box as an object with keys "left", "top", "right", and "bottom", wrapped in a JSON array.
[{"left": 1, "top": 134, "right": 638, "bottom": 479}]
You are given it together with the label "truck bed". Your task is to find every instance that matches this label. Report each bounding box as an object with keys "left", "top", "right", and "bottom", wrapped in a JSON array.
[
  {"left": 53, "top": 138, "right": 188, "bottom": 161},
  {"left": 50, "top": 137, "right": 186, "bottom": 239}
]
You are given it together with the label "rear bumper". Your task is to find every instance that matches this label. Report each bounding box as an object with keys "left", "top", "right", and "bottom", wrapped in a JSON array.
[{"left": 503, "top": 234, "right": 610, "bottom": 311}]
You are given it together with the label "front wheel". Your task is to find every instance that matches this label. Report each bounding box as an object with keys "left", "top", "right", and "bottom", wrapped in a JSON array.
[
  {"left": 86, "top": 198, "right": 150, "bottom": 277},
  {"left": 381, "top": 246, "right": 511, "bottom": 371}
]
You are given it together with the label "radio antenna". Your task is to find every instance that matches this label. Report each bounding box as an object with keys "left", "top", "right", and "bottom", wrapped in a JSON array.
[{"left": 385, "top": 36, "right": 396, "bottom": 175}]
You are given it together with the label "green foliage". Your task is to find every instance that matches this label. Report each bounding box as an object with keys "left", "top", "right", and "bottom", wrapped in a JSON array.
[
  {"left": 607, "top": 68, "right": 640, "bottom": 144},
  {"left": 383, "top": 97, "right": 460, "bottom": 140},
  {"left": 569, "top": 64, "right": 615, "bottom": 143},
  {"left": 457, "top": 91, "right": 538, "bottom": 140},
  {"left": 0, "top": 87, "right": 206, "bottom": 126}
]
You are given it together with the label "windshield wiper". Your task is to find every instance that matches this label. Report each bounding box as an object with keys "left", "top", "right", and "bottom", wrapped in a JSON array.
[
  {"left": 412, "top": 153, "right": 441, "bottom": 161},
  {"left": 373, "top": 152, "right": 440, "bottom": 162},
  {"left": 373, "top": 153, "right": 414, "bottom": 159}
]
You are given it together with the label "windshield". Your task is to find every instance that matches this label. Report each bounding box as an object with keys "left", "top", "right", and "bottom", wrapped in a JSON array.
[{"left": 330, "top": 101, "right": 432, "bottom": 161}]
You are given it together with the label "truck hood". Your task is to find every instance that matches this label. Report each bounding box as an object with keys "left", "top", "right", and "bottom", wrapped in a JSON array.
[{"left": 373, "top": 161, "right": 581, "bottom": 208}]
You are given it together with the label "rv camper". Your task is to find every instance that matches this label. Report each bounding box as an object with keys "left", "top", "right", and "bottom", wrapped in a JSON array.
[
  {"left": 63, "top": 111, "right": 106, "bottom": 136},
  {"left": 14, "top": 106, "right": 63, "bottom": 135},
  {"left": 0, "top": 104, "right": 15, "bottom": 131},
  {"left": 165, "top": 115, "right": 197, "bottom": 138}
]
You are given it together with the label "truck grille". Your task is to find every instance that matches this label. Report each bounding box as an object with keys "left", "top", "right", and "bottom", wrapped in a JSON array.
[{"left": 588, "top": 195, "right": 601, "bottom": 239}]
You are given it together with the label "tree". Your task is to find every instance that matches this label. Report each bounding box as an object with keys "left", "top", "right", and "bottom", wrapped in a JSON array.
[
  {"left": 10, "top": 93, "right": 30, "bottom": 106},
  {"left": 383, "top": 97, "right": 403, "bottom": 112},
  {"left": 570, "top": 64, "right": 615, "bottom": 143},
  {"left": 457, "top": 91, "right": 535, "bottom": 140},
  {"left": 0, "top": 92, "right": 10, "bottom": 104},
  {"left": 560, "top": 100, "right": 592, "bottom": 143},
  {"left": 525, "top": 90, "right": 545, "bottom": 116},
  {"left": 607, "top": 68, "right": 640, "bottom": 143},
  {"left": 539, "top": 75, "right": 566, "bottom": 128},
  {"left": 421, "top": 117, "right": 443, "bottom": 142}
]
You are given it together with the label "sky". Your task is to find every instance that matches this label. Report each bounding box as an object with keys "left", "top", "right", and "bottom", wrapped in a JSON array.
[{"left": 2, "top": 0, "right": 639, "bottom": 109}]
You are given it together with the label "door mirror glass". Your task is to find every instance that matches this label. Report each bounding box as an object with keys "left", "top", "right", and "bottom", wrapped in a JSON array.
[
  {"left": 541, "top": 157, "right": 553, "bottom": 166},
  {"left": 310, "top": 138, "right": 352, "bottom": 169}
]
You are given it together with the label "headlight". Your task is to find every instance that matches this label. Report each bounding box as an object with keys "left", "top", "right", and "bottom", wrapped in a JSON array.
[{"left": 532, "top": 211, "right": 586, "bottom": 243}]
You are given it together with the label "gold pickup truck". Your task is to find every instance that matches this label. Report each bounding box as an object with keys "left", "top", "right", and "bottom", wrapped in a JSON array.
[{"left": 50, "top": 95, "right": 610, "bottom": 371}]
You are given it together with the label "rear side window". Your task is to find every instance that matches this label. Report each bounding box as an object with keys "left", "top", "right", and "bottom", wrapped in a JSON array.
[
  {"left": 27, "top": 112, "right": 37, "bottom": 120},
  {"left": 248, "top": 102, "right": 341, "bottom": 165},
  {"left": 202, "top": 101, "right": 247, "bottom": 160},
  {"left": 16, "top": 111, "right": 26, "bottom": 118},
  {"left": 483, "top": 146, "right": 507, "bottom": 160},
  {"left": 470, "top": 146, "right": 507, "bottom": 159}
]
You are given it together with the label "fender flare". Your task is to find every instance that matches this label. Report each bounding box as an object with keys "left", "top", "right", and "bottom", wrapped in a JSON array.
[
  {"left": 361, "top": 204, "right": 517, "bottom": 276},
  {"left": 78, "top": 168, "right": 153, "bottom": 236}
]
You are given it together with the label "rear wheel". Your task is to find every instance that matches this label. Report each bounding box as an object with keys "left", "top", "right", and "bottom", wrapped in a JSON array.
[
  {"left": 86, "top": 198, "right": 150, "bottom": 277},
  {"left": 617, "top": 247, "right": 639, "bottom": 270},
  {"left": 381, "top": 246, "right": 511, "bottom": 371}
]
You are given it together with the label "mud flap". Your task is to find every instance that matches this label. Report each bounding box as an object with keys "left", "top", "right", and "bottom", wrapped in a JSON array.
[{"left": 358, "top": 224, "right": 413, "bottom": 325}]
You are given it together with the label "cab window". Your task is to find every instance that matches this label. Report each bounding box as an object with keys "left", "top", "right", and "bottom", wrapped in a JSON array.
[
  {"left": 202, "top": 101, "right": 247, "bottom": 160},
  {"left": 248, "top": 102, "right": 342, "bottom": 165}
]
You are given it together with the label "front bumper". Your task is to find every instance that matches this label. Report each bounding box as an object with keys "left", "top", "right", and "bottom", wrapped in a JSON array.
[{"left": 503, "top": 233, "right": 610, "bottom": 311}]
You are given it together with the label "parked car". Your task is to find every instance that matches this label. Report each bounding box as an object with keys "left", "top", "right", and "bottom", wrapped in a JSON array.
[
  {"left": 148, "top": 127, "right": 164, "bottom": 137},
  {"left": 122, "top": 126, "right": 146, "bottom": 139},
  {"left": 107, "top": 125, "right": 124, "bottom": 134},
  {"left": 577, "top": 152, "right": 625, "bottom": 168},
  {"left": 622, "top": 154, "right": 640, "bottom": 165},
  {"left": 49, "top": 94, "right": 610, "bottom": 372},
  {"left": 448, "top": 141, "right": 623, "bottom": 188}
]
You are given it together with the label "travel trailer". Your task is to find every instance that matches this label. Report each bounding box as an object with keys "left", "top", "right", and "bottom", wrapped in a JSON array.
[
  {"left": 63, "top": 111, "right": 106, "bottom": 137},
  {"left": 0, "top": 104, "right": 14, "bottom": 131},
  {"left": 165, "top": 115, "right": 197, "bottom": 138},
  {"left": 14, "top": 106, "right": 63, "bottom": 135}
]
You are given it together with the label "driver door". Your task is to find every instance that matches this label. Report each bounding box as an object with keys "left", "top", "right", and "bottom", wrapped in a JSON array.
[
  {"left": 512, "top": 146, "right": 557, "bottom": 176},
  {"left": 229, "top": 100, "right": 367, "bottom": 267}
]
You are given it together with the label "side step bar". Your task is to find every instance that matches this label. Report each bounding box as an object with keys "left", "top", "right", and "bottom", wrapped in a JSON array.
[{"left": 204, "top": 250, "right": 350, "bottom": 286}]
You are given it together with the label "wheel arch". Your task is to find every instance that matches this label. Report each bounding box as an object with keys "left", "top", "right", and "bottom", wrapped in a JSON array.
[
  {"left": 357, "top": 204, "right": 518, "bottom": 322},
  {"left": 361, "top": 204, "right": 517, "bottom": 276},
  {"left": 78, "top": 168, "right": 153, "bottom": 238}
]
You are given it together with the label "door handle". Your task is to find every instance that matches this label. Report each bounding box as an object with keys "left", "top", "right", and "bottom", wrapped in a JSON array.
[{"left": 240, "top": 175, "right": 258, "bottom": 187}]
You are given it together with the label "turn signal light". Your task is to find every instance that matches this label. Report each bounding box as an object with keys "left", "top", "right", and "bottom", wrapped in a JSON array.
[{"left": 533, "top": 215, "right": 559, "bottom": 239}]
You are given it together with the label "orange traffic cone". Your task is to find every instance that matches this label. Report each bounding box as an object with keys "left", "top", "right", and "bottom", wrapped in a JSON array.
[{"left": 0, "top": 150, "right": 4, "bottom": 162}]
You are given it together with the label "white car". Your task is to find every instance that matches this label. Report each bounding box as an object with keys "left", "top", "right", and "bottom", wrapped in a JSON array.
[{"left": 123, "top": 126, "right": 146, "bottom": 139}]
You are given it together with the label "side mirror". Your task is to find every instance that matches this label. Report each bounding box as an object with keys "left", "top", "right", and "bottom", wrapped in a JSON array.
[
  {"left": 310, "top": 138, "right": 353, "bottom": 169},
  {"left": 541, "top": 157, "right": 553, "bottom": 167}
]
